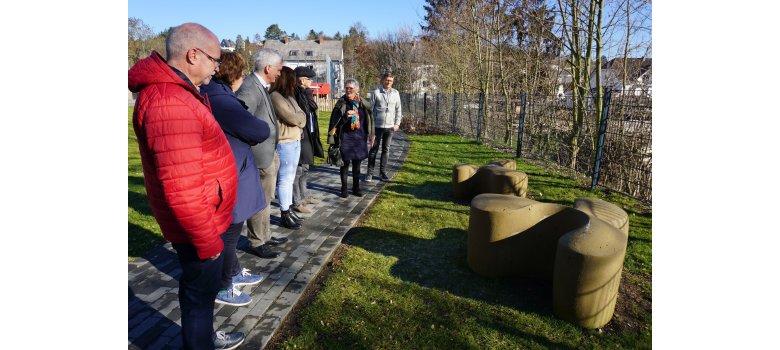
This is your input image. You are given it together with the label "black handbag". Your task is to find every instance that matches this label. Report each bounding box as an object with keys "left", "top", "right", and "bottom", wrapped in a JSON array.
[
  {"left": 326, "top": 116, "right": 344, "bottom": 166},
  {"left": 327, "top": 144, "right": 344, "bottom": 167}
]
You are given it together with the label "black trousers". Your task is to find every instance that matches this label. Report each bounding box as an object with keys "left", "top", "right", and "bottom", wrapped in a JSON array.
[
  {"left": 172, "top": 243, "right": 224, "bottom": 350},
  {"left": 219, "top": 222, "right": 244, "bottom": 290},
  {"left": 367, "top": 127, "right": 394, "bottom": 173}
]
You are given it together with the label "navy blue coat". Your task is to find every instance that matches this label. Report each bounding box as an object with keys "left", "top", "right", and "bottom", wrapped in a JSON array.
[{"left": 201, "top": 79, "right": 270, "bottom": 223}]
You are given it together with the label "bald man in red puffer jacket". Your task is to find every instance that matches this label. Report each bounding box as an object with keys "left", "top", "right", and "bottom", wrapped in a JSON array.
[{"left": 129, "top": 22, "right": 243, "bottom": 350}]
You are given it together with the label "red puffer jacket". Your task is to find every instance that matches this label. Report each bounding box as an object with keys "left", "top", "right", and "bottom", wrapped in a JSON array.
[{"left": 129, "top": 51, "right": 237, "bottom": 259}]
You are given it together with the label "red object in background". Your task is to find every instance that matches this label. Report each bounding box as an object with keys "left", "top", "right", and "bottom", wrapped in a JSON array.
[{"left": 309, "top": 82, "right": 331, "bottom": 97}]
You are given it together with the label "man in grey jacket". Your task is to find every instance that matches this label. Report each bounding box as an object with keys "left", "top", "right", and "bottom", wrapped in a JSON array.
[
  {"left": 366, "top": 72, "right": 403, "bottom": 182},
  {"left": 236, "top": 48, "right": 290, "bottom": 259}
]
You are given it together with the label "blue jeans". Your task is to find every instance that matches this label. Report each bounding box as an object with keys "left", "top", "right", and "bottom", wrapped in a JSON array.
[{"left": 276, "top": 140, "right": 300, "bottom": 211}]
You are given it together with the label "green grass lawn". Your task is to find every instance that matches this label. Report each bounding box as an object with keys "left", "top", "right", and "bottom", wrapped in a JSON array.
[
  {"left": 276, "top": 134, "right": 651, "bottom": 349},
  {"left": 128, "top": 106, "right": 651, "bottom": 348}
]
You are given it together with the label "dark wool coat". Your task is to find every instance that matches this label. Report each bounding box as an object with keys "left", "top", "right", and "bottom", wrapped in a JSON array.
[
  {"left": 201, "top": 79, "right": 270, "bottom": 223},
  {"left": 328, "top": 94, "right": 375, "bottom": 161}
]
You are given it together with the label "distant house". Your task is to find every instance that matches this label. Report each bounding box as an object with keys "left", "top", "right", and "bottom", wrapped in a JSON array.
[
  {"left": 411, "top": 64, "right": 438, "bottom": 97},
  {"left": 263, "top": 36, "right": 344, "bottom": 96},
  {"left": 594, "top": 58, "right": 652, "bottom": 97},
  {"left": 220, "top": 39, "right": 236, "bottom": 52},
  {"left": 551, "top": 57, "right": 652, "bottom": 99}
]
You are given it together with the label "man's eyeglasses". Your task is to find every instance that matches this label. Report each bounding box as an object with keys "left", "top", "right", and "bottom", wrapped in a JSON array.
[{"left": 195, "top": 48, "right": 221, "bottom": 66}]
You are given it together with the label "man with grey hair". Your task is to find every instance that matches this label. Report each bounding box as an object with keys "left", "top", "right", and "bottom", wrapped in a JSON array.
[
  {"left": 129, "top": 22, "right": 245, "bottom": 350},
  {"left": 236, "top": 48, "right": 292, "bottom": 259}
]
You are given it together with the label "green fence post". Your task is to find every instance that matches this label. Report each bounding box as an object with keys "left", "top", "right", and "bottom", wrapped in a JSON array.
[
  {"left": 591, "top": 89, "right": 612, "bottom": 190},
  {"left": 452, "top": 93, "right": 458, "bottom": 132},
  {"left": 516, "top": 92, "right": 527, "bottom": 158},
  {"left": 435, "top": 93, "right": 440, "bottom": 128},
  {"left": 477, "top": 92, "right": 484, "bottom": 143},
  {"left": 423, "top": 92, "right": 428, "bottom": 123}
]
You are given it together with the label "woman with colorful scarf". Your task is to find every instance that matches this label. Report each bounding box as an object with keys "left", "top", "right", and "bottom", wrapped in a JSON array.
[{"left": 328, "top": 78, "right": 375, "bottom": 198}]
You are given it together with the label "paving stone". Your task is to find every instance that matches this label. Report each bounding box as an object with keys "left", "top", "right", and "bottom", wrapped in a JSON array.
[{"left": 128, "top": 131, "right": 410, "bottom": 349}]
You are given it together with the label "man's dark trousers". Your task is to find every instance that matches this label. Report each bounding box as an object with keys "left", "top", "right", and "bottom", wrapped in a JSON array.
[
  {"left": 368, "top": 127, "right": 394, "bottom": 175},
  {"left": 172, "top": 242, "right": 224, "bottom": 350}
]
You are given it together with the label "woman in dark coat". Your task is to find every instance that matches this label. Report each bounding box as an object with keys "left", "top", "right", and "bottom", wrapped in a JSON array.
[
  {"left": 201, "top": 51, "right": 270, "bottom": 306},
  {"left": 328, "top": 78, "right": 375, "bottom": 198}
]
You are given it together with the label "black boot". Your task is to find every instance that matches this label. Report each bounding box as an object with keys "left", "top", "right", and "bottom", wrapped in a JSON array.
[
  {"left": 352, "top": 162, "right": 363, "bottom": 196},
  {"left": 352, "top": 177, "right": 363, "bottom": 197},
  {"left": 280, "top": 210, "right": 301, "bottom": 229},
  {"left": 339, "top": 165, "right": 349, "bottom": 198},
  {"left": 288, "top": 208, "right": 305, "bottom": 222},
  {"left": 340, "top": 186, "right": 348, "bottom": 198}
]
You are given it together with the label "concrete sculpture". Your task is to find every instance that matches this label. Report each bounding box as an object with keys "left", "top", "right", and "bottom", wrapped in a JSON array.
[
  {"left": 452, "top": 159, "right": 528, "bottom": 200},
  {"left": 467, "top": 194, "right": 629, "bottom": 329}
]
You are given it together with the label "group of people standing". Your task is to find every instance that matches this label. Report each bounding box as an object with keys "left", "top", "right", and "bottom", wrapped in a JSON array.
[
  {"left": 129, "top": 22, "right": 402, "bottom": 350},
  {"left": 328, "top": 73, "right": 402, "bottom": 197}
]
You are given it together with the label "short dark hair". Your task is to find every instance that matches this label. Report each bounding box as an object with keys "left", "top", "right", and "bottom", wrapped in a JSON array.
[
  {"left": 214, "top": 51, "right": 245, "bottom": 86},
  {"left": 381, "top": 72, "right": 394, "bottom": 80},
  {"left": 270, "top": 66, "right": 296, "bottom": 97}
]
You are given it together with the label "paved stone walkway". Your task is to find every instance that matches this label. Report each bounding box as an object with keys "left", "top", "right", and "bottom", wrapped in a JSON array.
[{"left": 129, "top": 131, "right": 410, "bottom": 349}]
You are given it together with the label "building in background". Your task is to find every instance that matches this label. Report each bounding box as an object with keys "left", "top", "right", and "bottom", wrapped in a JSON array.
[{"left": 263, "top": 36, "right": 344, "bottom": 97}]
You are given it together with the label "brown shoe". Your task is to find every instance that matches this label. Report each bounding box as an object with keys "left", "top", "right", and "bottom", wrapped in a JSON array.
[
  {"left": 302, "top": 198, "right": 321, "bottom": 205},
  {"left": 293, "top": 204, "right": 312, "bottom": 214}
]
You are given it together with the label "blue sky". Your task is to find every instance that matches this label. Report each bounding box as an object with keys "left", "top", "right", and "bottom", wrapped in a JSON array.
[{"left": 128, "top": 0, "right": 429, "bottom": 41}]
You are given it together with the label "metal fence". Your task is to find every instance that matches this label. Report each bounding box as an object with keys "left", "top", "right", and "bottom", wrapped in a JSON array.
[{"left": 400, "top": 91, "right": 652, "bottom": 203}]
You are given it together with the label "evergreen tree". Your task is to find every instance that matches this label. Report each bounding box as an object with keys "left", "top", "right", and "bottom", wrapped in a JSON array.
[
  {"left": 265, "top": 24, "right": 287, "bottom": 40},
  {"left": 236, "top": 35, "right": 245, "bottom": 51}
]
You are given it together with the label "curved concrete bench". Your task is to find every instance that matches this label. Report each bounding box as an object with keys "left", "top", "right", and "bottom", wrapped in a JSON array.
[
  {"left": 452, "top": 159, "right": 527, "bottom": 200},
  {"left": 467, "top": 193, "right": 629, "bottom": 329}
]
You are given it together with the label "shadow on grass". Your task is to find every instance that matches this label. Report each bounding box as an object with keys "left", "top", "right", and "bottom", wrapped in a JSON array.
[
  {"left": 343, "top": 226, "right": 575, "bottom": 349},
  {"left": 347, "top": 226, "right": 554, "bottom": 312},
  {"left": 128, "top": 175, "right": 153, "bottom": 217},
  {"left": 128, "top": 222, "right": 165, "bottom": 259}
]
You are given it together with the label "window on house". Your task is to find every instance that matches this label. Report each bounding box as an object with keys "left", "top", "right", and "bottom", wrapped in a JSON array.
[
  {"left": 305, "top": 50, "right": 314, "bottom": 57},
  {"left": 290, "top": 50, "right": 298, "bottom": 56}
]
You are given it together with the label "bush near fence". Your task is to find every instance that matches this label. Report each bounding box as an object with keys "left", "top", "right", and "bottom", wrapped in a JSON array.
[{"left": 399, "top": 91, "right": 652, "bottom": 203}]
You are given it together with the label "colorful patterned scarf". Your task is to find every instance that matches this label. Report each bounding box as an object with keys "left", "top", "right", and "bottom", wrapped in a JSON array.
[{"left": 348, "top": 96, "right": 361, "bottom": 130}]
